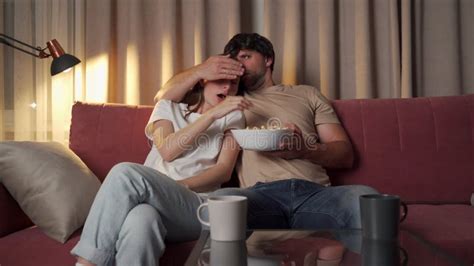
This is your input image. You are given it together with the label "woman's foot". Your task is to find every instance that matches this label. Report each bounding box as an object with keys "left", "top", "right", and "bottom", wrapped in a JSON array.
[{"left": 76, "top": 256, "right": 96, "bottom": 266}]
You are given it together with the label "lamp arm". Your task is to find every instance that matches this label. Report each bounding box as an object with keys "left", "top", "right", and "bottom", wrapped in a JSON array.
[{"left": 0, "top": 33, "right": 50, "bottom": 58}]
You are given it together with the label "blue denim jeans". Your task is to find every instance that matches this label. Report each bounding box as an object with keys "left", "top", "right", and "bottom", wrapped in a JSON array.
[
  {"left": 212, "top": 179, "right": 378, "bottom": 229},
  {"left": 71, "top": 162, "right": 206, "bottom": 266}
]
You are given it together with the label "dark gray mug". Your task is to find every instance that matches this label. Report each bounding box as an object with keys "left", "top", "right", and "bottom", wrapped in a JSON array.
[
  {"left": 362, "top": 238, "right": 408, "bottom": 266},
  {"left": 359, "top": 194, "right": 408, "bottom": 240}
]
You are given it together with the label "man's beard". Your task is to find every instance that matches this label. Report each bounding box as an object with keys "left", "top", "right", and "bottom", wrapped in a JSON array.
[{"left": 241, "top": 72, "right": 265, "bottom": 92}]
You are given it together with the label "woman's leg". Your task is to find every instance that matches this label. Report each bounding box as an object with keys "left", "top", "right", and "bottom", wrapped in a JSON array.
[
  {"left": 115, "top": 204, "right": 164, "bottom": 266},
  {"left": 71, "top": 162, "right": 203, "bottom": 265}
]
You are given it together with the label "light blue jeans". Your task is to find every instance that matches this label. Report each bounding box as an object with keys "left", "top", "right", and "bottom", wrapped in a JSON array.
[
  {"left": 72, "top": 163, "right": 377, "bottom": 265},
  {"left": 71, "top": 162, "right": 205, "bottom": 266},
  {"left": 211, "top": 179, "right": 378, "bottom": 229}
]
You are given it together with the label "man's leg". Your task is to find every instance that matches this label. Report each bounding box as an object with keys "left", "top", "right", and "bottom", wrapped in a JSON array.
[
  {"left": 291, "top": 180, "right": 378, "bottom": 229},
  {"left": 115, "top": 204, "right": 164, "bottom": 266},
  {"left": 71, "top": 162, "right": 203, "bottom": 265},
  {"left": 211, "top": 181, "right": 292, "bottom": 229}
]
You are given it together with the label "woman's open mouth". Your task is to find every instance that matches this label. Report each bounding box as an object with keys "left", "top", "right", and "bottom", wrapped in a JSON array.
[{"left": 217, "top": 93, "right": 227, "bottom": 100}]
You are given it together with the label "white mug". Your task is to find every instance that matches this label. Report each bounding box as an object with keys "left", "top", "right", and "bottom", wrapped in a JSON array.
[
  {"left": 199, "top": 240, "right": 248, "bottom": 266},
  {"left": 197, "top": 196, "right": 248, "bottom": 241}
]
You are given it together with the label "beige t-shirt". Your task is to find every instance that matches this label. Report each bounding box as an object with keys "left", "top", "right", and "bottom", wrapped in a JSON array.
[{"left": 237, "top": 84, "right": 340, "bottom": 188}]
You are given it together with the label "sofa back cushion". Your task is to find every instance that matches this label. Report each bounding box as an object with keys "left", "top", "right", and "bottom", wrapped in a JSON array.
[
  {"left": 70, "top": 102, "right": 153, "bottom": 181},
  {"left": 328, "top": 95, "right": 473, "bottom": 204}
]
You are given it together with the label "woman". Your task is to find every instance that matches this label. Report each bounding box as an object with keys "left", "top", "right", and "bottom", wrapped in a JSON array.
[{"left": 71, "top": 75, "right": 251, "bottom": 266}]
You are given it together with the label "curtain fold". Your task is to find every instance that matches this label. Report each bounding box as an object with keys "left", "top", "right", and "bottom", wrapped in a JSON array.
[
  {"left": 262, "top": 0, "right": 412, "bottom": 99},
  {"left": 317, "top": 0, "right": 338, "bottom": 99},
  {"left": 0, "top": 1, "right": 5, "bottom": 139},
  {"left": 410, "top": 0, "right": 473, "bottom": 96},
  {"left": 1, "top": 0, "right": 473, "bottom": 142}
]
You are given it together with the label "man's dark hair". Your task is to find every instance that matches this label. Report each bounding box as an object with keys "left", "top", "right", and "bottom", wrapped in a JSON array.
[{"left": 223, "top": 33, "right": 275, "bottom": 71}]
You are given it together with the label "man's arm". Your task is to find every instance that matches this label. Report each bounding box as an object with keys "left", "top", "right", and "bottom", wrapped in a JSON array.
[
  {"left": 263, "top": 123, "right": 354, "bottom": 169},
  {"left": 154, "top": 65, "right": 201, "bottom": 103},
  {"left": 302, "top": 123, "right": 354, "bottom": 168},
  {"left": 154, "top": 55, "right": 244, "bottom": 102}
]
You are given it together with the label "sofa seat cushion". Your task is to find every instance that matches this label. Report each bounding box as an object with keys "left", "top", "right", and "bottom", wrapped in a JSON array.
[
  {"left": 0, "top": 226, "right": 197, "bottom": 265},
  {"left": 0, "top": 226, "right": 80, "bottom": 265},
  {"left": 401, "top": 204, "right": 474, "bottom": 264}
]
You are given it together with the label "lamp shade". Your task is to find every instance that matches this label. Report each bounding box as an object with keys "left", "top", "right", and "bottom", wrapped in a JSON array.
[
  {"left": 51, "top": 54, "right": 81, "bottom": 75},
  {"left": 47, "top": 39, "right": 81, "bottom": 75}
]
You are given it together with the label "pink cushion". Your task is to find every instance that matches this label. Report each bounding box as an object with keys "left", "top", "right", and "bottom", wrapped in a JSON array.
[
  {"left": 70, "top": 102, "right": 153, "bottom": 181},
  {"left": 401, "top": 204, "right": 474, "bottom": 264},
  {"left": 329, "top": 95, "right": 474, "bottom": 203}
]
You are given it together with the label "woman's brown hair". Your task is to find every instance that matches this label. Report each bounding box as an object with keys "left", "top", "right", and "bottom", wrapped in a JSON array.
[
  {"left": 183, "top": 53, "right": 243, "bottom": 120},
  {"left": 183, "top": 82, "right": 205, "bottom": 120}
]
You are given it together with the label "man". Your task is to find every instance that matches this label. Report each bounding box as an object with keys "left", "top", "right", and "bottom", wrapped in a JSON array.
[{"left": 156, "top": 33, "right": 377, "bottom": 229}]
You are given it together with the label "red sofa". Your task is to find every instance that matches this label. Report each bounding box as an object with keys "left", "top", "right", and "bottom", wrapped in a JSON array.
[{"left": 1, "top": 94, "right": 473, "bottom": 265}]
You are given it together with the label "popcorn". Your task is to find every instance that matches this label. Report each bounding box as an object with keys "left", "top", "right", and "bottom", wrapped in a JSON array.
[{"left": 245, "top": 125, "right": 289, "bottom": 130}]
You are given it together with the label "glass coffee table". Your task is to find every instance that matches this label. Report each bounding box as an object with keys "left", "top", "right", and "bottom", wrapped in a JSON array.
[{"left": 185, "top": 229, "right": 468, "bottom": 266}]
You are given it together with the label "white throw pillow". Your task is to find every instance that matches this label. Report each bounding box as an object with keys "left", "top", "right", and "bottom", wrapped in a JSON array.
[{"left": 0, "top": 141, "right": 100, "bottom": 243}]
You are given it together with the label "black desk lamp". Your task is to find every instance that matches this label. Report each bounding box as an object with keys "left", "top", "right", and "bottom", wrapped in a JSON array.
[{"left": 0, "top": 33, "right": 81, "bottom": 76}]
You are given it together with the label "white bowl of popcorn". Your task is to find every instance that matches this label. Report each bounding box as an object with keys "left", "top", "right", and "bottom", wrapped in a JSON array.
[{"left": 231, "top": 126, "right": 292, "bottom": 151}]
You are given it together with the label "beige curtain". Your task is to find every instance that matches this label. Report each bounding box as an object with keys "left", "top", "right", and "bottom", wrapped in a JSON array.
[
  {"left": 82, "top": 0, "right": 245, "bottom": 105},
  {"left": 1, "top": 0, "right": 473, "bottom": 142},
  {"left": 263, "top": 0, "right": 473, "bottom": 98},
  {"left": 1, "top": 0, "right": 77, "bottom": 143},
  {"left": 406, "top": 0, "right": 474, "bottom": 96}
]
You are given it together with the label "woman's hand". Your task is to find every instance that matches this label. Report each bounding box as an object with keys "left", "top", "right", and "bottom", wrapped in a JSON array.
[{"left": 205, "top": 96, "right": 252, "bottom": 120}]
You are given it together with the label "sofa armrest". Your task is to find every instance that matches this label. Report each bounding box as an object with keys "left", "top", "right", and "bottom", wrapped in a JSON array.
[{"left": 0, "top": 184, "right": 33, "bottom": 237}]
